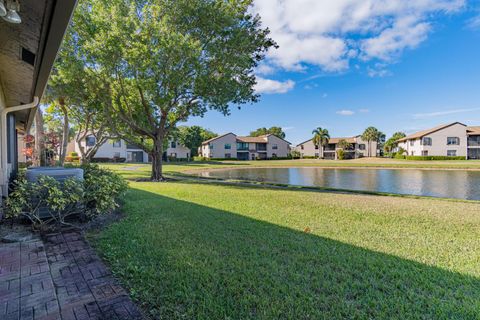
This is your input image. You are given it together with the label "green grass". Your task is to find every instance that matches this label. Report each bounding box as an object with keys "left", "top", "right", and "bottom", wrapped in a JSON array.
[{"left": 92, "top": 177, "right": 480, "bottom": 319}]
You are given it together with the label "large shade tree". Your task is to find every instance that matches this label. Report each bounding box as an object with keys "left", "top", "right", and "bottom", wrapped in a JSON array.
[
  {"left": 47, "top": 18, "right": 113, "bottom": 164},
  {"left": 250, "top": 126, "right": 286, "bottom": 139},
  {"left": 176, "top": 126, "right": 216, "bottom": 157},
  {"left": 74, "top": 0, "right": 276, "bottom": 180},
  {"left": 312, "top": 127, "right": 330, "bottom": 159}
]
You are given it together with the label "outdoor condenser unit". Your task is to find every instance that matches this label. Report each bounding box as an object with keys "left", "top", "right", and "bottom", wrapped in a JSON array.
[
  {"left": 25, "top": 167, "right": 84, "bottom": 218},
  {"left": 26, "top": 167, "right": 84, "bottom": 183}
]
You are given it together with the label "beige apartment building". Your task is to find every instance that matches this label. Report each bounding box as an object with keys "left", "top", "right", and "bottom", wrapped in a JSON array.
[
  {"left": 201, "top": 133, "right": 290, "bottom": 160},
  {"left": 296, "top": 136, "right": 377, "bottom": 159},
  {"left": 397, "top": 122, "right": 480, "bottom": 159},
  {"left": 75, "top": 137, "right": 191, "bottom": 162}
]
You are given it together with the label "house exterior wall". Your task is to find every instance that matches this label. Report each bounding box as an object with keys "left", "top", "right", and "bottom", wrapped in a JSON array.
[
  {"left": 296, "top": 136, "right": 376, "bottom": 158},
  {"left": 201, "top": 134, "right": 290, "bottom": 159},
  {"left": 201, "top": 133, "right": 237, "bottom": 159},
  {"left": 266, "top": 135, "right": 290, "bottom": 158},
  {"left": 398, "top": 123, "right": 467, "bottom": 157},
  {"left": 295, "top": 140, "right": 319, "bottom": 158},
  {"left": 166, "top": 141, "right": 191, "bottom": 159},
  {"left": 0, "top": 82, "right": 6, "bottom": 198}
]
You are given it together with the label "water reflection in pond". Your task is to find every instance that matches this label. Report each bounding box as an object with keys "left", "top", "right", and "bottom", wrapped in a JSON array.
[{"left": 196, "top": 167, "right": 480, "bottom": 200}]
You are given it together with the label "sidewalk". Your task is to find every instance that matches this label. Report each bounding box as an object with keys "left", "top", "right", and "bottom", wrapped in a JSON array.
[{"left": 0, "top": 231, "right": 143, "bottom": 320}]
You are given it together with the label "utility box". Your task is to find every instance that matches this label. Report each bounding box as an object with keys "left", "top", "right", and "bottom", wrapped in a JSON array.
[{"left": 26, "top": 167, "right": 84, "bottom": 183}]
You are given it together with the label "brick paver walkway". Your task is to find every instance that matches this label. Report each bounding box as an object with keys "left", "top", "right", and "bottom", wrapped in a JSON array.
[{"left": 0, "top": 231, "right": 143, "bottom": 320}]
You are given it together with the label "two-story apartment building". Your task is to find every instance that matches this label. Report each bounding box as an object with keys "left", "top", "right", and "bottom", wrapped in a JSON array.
[
  {"left": 75, "top": 137, "right": 191, "bottom": 163},
  {"left": 296, "top": 136, "right": 377, "bottom": 159},
  {"left": 200, "top": 133, "right": 290, "bottom": 160},
  {"left": 397, "top": 122, "right": 480, "bottom": 159}
]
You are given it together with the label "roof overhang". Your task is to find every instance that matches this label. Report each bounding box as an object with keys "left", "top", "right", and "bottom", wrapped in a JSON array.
[{"left": 0, "top": 0, "right": 77, "bottom": 132}]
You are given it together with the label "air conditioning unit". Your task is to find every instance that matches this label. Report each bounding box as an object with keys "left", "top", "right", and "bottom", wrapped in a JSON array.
[
  {"left": 25, "top": 167, "right": 84, "bottom": 219},
  {"left": 26, "top": 167, "right": 83, "bottom": 183}
]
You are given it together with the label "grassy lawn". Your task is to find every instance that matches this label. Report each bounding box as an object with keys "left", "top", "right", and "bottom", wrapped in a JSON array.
[{"left": 92, "top": 168, "right": 480, "bottom": 318}]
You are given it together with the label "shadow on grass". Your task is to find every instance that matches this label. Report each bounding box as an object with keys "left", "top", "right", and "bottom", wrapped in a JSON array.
[{"left": 95, "top": 186, "right": 480, "bottom": 319}]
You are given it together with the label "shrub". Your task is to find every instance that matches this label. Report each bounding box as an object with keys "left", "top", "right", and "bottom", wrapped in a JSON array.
[
  {"left": 92, "top": 157, "right": 111, "bottom": 163},
  {"left": 5, "top": 175, "right": 84, "bottom": 232},
  {"left": 193, "top": 156, "right": 208, "bottom": 161},
  {"left": 394, "top": 153, "right": 406, "bottom": 160},
  {"left": 336, "top": 149, "right": 345, "bottom": 160},
  {"left": 80, "top": 164, "right": 128, "bottom": 216},
  {"left": 69, "top": 151, "right": 79, "bottom": 157},
  {"left": 4, "top": 164, "right": 127, "bottom": 231},
  {"left": 65, "top": 155, "right": 80, "bottom": 163},
  {"left": 405, "top": 156, "right": 466, "bottom": 161}
]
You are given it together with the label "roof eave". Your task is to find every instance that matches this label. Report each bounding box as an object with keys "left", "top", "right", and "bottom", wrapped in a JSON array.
[{"left": 25, "top": 0, "right": 78, "bottom": 131}]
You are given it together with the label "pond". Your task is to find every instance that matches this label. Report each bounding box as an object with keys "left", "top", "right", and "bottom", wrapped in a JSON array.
[{"left": 196, "top": 167, "right": 480, "bottom": 200}]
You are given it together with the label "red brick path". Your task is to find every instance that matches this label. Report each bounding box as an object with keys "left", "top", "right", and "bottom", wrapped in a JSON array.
[{"left": 0, "top": 231, "right": 143, "bottom": 320}]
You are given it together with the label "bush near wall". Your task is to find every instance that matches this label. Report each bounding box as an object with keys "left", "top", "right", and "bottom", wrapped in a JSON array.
[
  {"left": 404, "top": 156, "right": 466, "bottom": 161},
  {"left": 4, "top": 164, "right": 128, "bottom": 232}
]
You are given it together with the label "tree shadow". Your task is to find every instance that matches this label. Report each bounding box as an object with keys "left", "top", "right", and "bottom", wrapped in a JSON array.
[{"left": 97, "top": 186, "right": 480, "bottom": 319}]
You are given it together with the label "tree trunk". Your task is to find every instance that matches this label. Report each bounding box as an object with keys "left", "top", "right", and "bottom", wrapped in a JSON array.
[
  {"left": 151, "top": 137, "right": 164, "bottom": 181},
  {"left": 58, "top": 99, "right": 69, "bottom": 166},
  {"left": 34, "top": 108, "right": 46, "bottom": 166}
]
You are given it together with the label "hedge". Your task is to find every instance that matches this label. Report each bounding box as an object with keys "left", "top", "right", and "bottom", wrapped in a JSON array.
[{"left": 405, "top": 156, "right": 466, "bottom": 161}]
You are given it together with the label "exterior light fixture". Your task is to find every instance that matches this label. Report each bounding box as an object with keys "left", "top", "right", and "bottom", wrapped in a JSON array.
[
  {"left": 0, "top": 0, "right": 7, "bottom": 17},
  {"left": 2, "top": 0, "right": 21, "bottom": 24}
]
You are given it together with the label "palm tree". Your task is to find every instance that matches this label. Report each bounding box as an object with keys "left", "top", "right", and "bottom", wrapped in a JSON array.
[
  {"left": 312, "top": 127, "right": 330, "bottom": 159},
  {"left": 337, "top": 139, "right": 352, "bottom": 150},
  {"left": 361, "top": 126, "right": 380, "bottom": 157}
]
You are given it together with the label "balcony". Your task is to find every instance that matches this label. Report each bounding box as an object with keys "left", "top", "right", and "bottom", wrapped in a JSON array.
[
  {"left": 256, "top": 143, "right": 267, "bottom": 152},
  {"left": 468, "top": 136, "right": 480, "bottom": 147}
]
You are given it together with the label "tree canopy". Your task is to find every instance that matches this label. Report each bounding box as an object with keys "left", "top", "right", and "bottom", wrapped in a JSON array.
[
  {"left": 69, "top": 0, "right": 276, "bottom": 180},
  {"left": 176, "top": 126, "right": 217, "bottom": 157},
  {"left": 250, "top": 127, "right": 286, "bottom": 139},
  {"left": 384, "top": 132, "right": 406, "bottom": 153}
]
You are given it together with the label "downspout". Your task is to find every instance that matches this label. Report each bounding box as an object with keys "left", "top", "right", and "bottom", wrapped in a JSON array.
[{"left": 1, "top": 97, "right": 39, "bottom": 196}]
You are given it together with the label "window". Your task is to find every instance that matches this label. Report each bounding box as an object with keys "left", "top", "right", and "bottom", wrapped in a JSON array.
[
  {"left": 272, "top": 144, "right": 278, "bottom": 150},
  {"left": 315, "top": 145, "right": 319, "bottom": 150},
  {"left": 272, "top": 153, "right": 277, "bottom": 158},
  {"left": 411, "top": 151, "right": 414, "bottom": 156},
  {"left": 225, "top": 143, "right": 231, "bottom": 149},
  {"left": 421, "top": 137, "right": 432, "bottom": 146},
  {"left": 209, "top": 143, "right": 214, "bottom": 149},
  {"left": 301, "top": 145, "right": 304, "bottom": 150},
  {"left": 447, "top": 150, "right": 457, "bottom": 157},
  {"left": 225, "top": 153, "right": 231, "bottom": 158},
  {"left": 447, "top": 137, "right": 460, "bottom": 145},
  {"left": 170, "top": 153, "right": 177, "bottom": 158},
  {"left": 86, "top": 136, "right": 96, "bottom": 147},
  {"left": 422, "top": 150, "right": 428, "bottom": 156},
  {"left": 409, "top": 140, "right": 414, "bottom": 146},
  {"left": 113, "top": 152, "right": 121, "bottom": 158},
  {"left": 237, "top": 142, "right": 249, "bottom": 150},
  {"left": 113, "top": 139, "right": 121, "bottom": 148},
  {"left": 315, "top": 153, "right": 319, "bottom": 158},
  {"left": 171, "top": 141, "right": 177, "bottom": 148},
  {"left": 358, "top": 144, "right": 366, "bottom": 150}
]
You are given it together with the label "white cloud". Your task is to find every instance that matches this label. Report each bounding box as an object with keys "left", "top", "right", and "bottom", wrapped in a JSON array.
[
  {"left": 359, "top": 108, "right": 370, "bottom": 113},
  {"left": 253, "top": 0, "right": 465, "bottom": 72},
  {"left": 336, "top": 109, "right": 355, "bottom": 116},
  {"left": 255, "top": 77, "right": 295, "bottom": 94},
  {"left": 412, "top": 107, "right": 480, "bottom": 119},
  {"left": 466, "top": 14, "right": 480, "bottom": 29},
  {"left": 282, "top": 126, "right": 295, "bottom": 131}
]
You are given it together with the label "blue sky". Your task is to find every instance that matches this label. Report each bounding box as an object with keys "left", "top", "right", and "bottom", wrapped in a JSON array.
[{"left": 186, "top": 0, "right": 480, "bottom": 145}]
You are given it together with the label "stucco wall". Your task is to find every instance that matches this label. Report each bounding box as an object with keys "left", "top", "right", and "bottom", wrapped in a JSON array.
[
  {"left": 296, "top": 139, "right": 318, "bottom": 157},
  {"left": 401, "top": 124, "right": 467, "bottom": 157},
  {"left": 0, "top": 81, "right": 6, "bottom": 198},
  {"left": 202, "top": 133, "right": 237, "bottom": 158},
  {"left": 266, "top": 135, "right": 290, "bottom": 158},
  {"left": 166, "top": 141, "right": 191, "bottom": 159}
]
